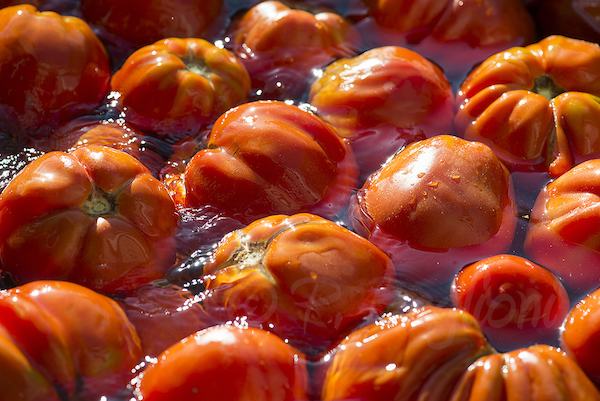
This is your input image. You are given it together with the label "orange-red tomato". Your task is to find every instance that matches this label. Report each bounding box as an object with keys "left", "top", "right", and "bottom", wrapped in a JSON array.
[
  {"left": 184, "top": 101, "right": 357, "bottom": 224},
  {"left": 112, "top": 38, "right": 250, "bottom": 137},
  {"left": 452, "top": 254, "right": 569, "bottom": 350},
  {"left": 201, "top": 213, "right": 394, "bottom": 352},
  {"left": 0, "top": 281, "right": 142, "bottom": 400},
  {"left": 232, "top": 1, "right": 360, "bottom": 98},
  {"left": 361, "top": 0, "right": 534, "bottom": 77},
  {"left": 309, "top": 46, "right": 453, "bottom": 176},
  {"left": 562, "top": 287, "right": 600, "bottom": 383},
  {"left": 0, "top": 5, "right": 110, "bottom": 138},
  {"left": 352, "top": 135, "right": 517, "bottom": 288},
  {"left": 136, "top": 325, "right": 309, "bottom": 401},
  {"left": 534, "top": 0, "right": 600, "bottom": 43},
  {"left": 456, "top": 36, "right": 600, "bottom": 177},
  {"left": 0, "top": 145, "right": 178, "bottom": 293},
  {"left": 80, "top": 0, "right": 223, "bottom": 48},
  {"left": 525, "top": 159, "right": 600, "bottom": 293}
]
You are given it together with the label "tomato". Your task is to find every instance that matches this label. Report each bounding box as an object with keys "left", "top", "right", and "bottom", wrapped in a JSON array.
[
  {"left": 562, "top": 287, "right": 600, "bottom": 383},
  {"left": 232, "top": 1, "right": 360, "bottom": 98},
  {"left": 136, "top": 325, "right": 309, "bottom": 401},
  {"left": 200, "top": 213, "right": 393, "bottom": 353},
  {"left": 0, "top": 5, "right": 110, "bottom": 138},
  {"left": 0, "top": 281, "right": 142, "bottom": 400},
  {"left": 309, "top": 46, "right": 453, "bottom": 176},
  {"left": 321, "top": 307, "right": 492, "bottom": 401},
  {"left": 456, "top": 36, "right": 600, "bottom": 177},
  {"left": 184, "top": 101, "right": 358, "bottom": 224},
  {"left": 351, "top": 135, "right": 517, "bottom": 289},
  {"left": 525, "top": 159, "right": 600, "bottom": 294},
  {"left": 111, "top": 38, "right": 250, "bottom": 138},
  {"left": 360, "top": 0, "right": 534, "bottom": 78},
  {"left": 534, "top": 0, "right": 600, "bottom": 43},
  {"left": 452, "top": 254, "right": 569, "bottom": 350},
  {"left": 0, "top": 145, "right": 178, "bottom": 293},
  {"left": 80, "top": 0, "right": 223, "bottom": 48}
]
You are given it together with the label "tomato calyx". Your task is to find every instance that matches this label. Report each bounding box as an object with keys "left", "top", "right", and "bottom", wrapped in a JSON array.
[
  {"left": 182, "top": 54, "right": 212, "bottom": 79},
  {"left": 532, "top": 75, "right": 566, "bottom": 100},
  {"left": 81, "top": 188, "right": 115, "bottom": 216}
]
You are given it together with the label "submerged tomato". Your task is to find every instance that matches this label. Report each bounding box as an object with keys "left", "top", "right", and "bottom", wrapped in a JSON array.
[
  {"left": 0, "top": 145, "right": 178, "bottom": 293},
  {"left": 201, "top": 213, "right": 393, "bottom": 352},
  {"left": 525, "top": 159, "right": 600, "bottom": 293},
  {"left": 112, "top": 38, "right": 250, "bottom": 137},
  {"left": 452, "top": 254, "right": 569, "bottom": 350},
  {"left": 0, "top": 5, "right": 110, "bottom": 138},
  {"left": 309, "top": 46, "right": 453, "bottom": 176},
  {"left": 352, "top": 135, "right": 517, "bottom": 288},
  {"left": 0, "top": 281, "right": 142, "bottom": 400},
  {"left": 136, "top": 325, "right": 309, "bottom": 401},
  {"left": 184, "top": 101, "right": 358, "bottom": 224},
  {"left": 456, "top": 36, "right": 600, "bottom": 177},
  {"left": 232, "top": 1, "right": 360, "bottom": 98}
]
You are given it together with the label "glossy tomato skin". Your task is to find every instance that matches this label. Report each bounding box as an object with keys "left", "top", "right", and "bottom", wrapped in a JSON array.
[
  {"left": 80, "top": 0, "right": 223, "bottom": 48},
  {"left": 112, "top": 38, "right": 250, "bottom": 138},
  {"left": 0, "top": 146, "right": 178, "bottom": 293},
  {"left": 201, "top": 213, "right": 394, "bottom": 353},
  {"left": 456, "top": 36, "right": 600, "bottom": 177},
  {"left": 0, "top": 5, "right": 110, "bottom": 138},
  {"left": 232, "top": 1, "right": 360, "bottom": 98},
  {"left": 309, "top": 46, "right": 453, "bottom": 177},
  {"left": 136, "top": 325, "right": 309, "bottom": 401},
  {"left": 452, "top": 255, "right": 570, "bottom": 350},
  {"left": 352, "top": 135, "right": 517, "bottom": 289},
  {"left": 184, "top": 101, "right": 358, "bottom": 224},
  {"left": 534, "top": 0, "right": 600, "bottom": 43},
  {"left": 0, "top": 281, "right": 142, "bottom": 400},
  {"left": 525, "top": 159, "right": 600, "bottom": 294}
]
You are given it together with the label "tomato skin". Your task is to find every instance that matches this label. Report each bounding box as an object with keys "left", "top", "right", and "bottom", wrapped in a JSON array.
[
  {"left": 452, "top": 254, "right": 570, "bottom": 350},
  {"left": 525, "top": 159, "right": 600, "bottom": 294},
  {"left": 352, "top": 135, "right": 517, "bottom": 288},
  {"left": 184, "top": 101, "right": 358, "bottom": 224},
  {"left": 0, "top": 145, "right": 178, "bottom": 293},
  {"left": 0, "top": 5, "right": 110, "bottom": 138},
  {"left": 309, "top": 46, "right": 453, "bottom": 177},
  {"left": 456, "top": 36, "right": 600, "bottom": 177},
  {"left": 201, "top": 213, "right": 394, "bottom": 353},
  {"left": 136, "top": 325, "right": 309, "bottom": 401},
  {"left": 80, "top": 0, "right": 223, "bottom": 48}
]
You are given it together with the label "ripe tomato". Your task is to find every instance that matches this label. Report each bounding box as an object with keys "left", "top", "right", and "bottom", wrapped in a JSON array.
[
  {"left": 0, "top": 146, "right": 178, "bottom": 293},
  {"left": 452, "top": 254, "right": 570, "bottom": 350},
  {"left": 351, "top": 135, "right": 517, "bottom": 289},
  {"left": 0, "top": 5, "right": 109, "bottom": 138},
  {"left": 525, "top": 159, "right": 600, "bottom": 294},
  {"left": 456, "top": 36, "right": 600, "bottom": 177},
  {"left": 184, "top": 101, "right": 358, "bottom": 224},
  {"left": 232, "top": 1, "right": 360, "bottom": 98},
  {"left": 309, "top": 46, "right": 453, "bottom": 176},
  {"left": 136, "top": 325, "right": 309, "bottom": 401},
  {"left": 112, "top": 38, "right": 250, "bottom": 138}
]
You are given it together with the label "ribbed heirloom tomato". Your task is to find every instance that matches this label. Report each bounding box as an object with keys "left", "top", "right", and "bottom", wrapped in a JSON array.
[
  {"left": 183, "top": 101, "right": 358, "bottom": 224},
  {"left": 112, "top": 38, "right": 250, "bottom": 137},
  {"left": 309, "top": 46, "right": 453, "bottom": 176},
  {"left": 0, "top": 5, "right": 110, "bottom": 138},
  {"left": 456, "top": 36, "right": 600, "bottom": 177},
  {"left": 0, "top": 145, "right": 178, "bottom": 293}
]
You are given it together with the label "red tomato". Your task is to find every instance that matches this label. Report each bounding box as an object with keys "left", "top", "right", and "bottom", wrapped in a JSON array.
[
  {"left": 232, "top": 1, "right": 360, "bottom": 98},
  {"left": 0, "top": 5, "right": 110, "bottom": 138},
  {"left": 80, "top": 0, "right": 223, "bottom": 48},
  {"left": 0, "top": 281, "right": 142, "bottom": 400},
  {"left": 525, "top": 159, "right": 600, "bottom": 293},
  {"left": 112, "top": 38, "right": 250, "bottom": 137},
  {"left": 351, "top": 135, "right": 517, "bottom": 289},
  {"left": 309, "top": 46, "right": 453, "bottom": 176},
  {"left": 136, "top": 325, "right": 309, "bottom": 401},
  {"left": 0, "top": 146, "right": 178, "bottom": 293},
  {"left": 184, "top": 101, "right": 358, "bottom": 224},
  {"left": 452, "top": 254, "right": 569, "bottom": 350}
]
